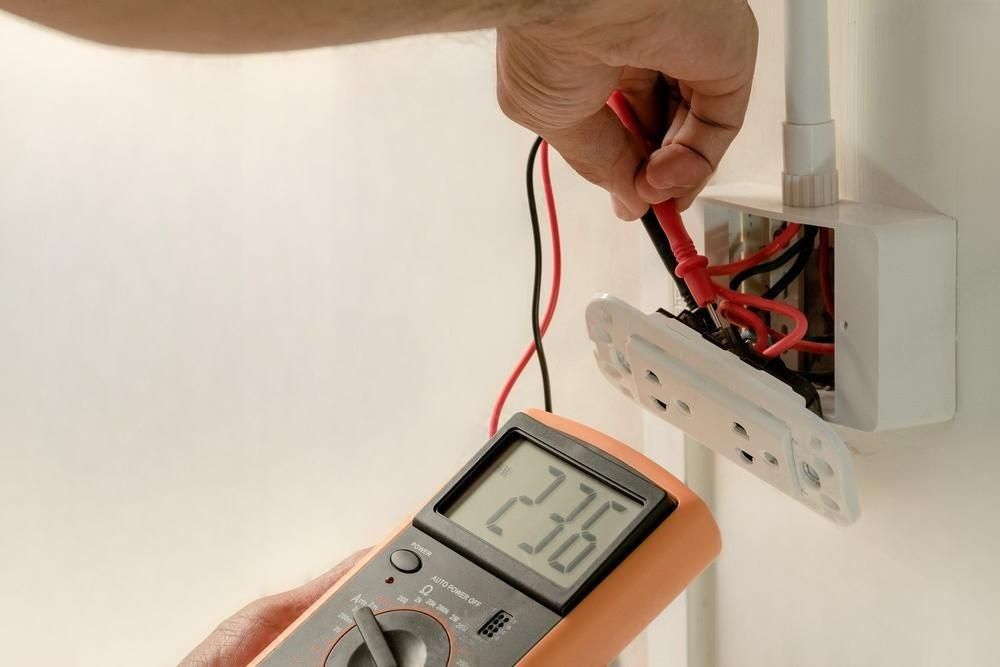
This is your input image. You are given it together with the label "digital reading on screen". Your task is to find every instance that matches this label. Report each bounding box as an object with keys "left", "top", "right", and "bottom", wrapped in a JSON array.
[{"left": 445, "top": 438, "right": 642, "bottom": 588}]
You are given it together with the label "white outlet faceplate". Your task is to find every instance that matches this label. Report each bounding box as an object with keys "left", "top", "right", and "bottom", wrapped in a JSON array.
[{"left": 587, "top": 294, "right": 860, "bottom": 525}]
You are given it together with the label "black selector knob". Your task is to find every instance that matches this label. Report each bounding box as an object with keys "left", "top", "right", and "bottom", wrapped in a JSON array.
[{"left": 325, "top": 608, "right": 450, "bottom": 667}]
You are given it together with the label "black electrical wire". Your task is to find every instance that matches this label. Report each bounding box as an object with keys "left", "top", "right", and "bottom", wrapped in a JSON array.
[
  {"left": 526, "top": 136, "right": 552, "bottom": 412},
  {"left": 729, "top": 228, "right": 809, "bottom": 290},
  {"left": 762, "top": 225, "right": 819, "bottom": 299},
  {"left": 641, "top": 209, "right": 697, "bottom": 309}
]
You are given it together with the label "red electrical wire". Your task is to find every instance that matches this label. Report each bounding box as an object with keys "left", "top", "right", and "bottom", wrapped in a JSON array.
[
  {"left": 489, "top": 141, "right": 562, "bottom": 436},
  {"left": 718, "top": 300, "right": 768, "bottom": 353},
  {"left": 707, "top": 223, "right": 802, "bottom": 276},
  {"left": 716, "top": 287, "right": 809, "bottom": 357},
  {"left": 819, "top": 228, "right": 834, "bottom": 317},
  {"left": 769, "top": 328, "right": 836, "bottom": 356},
  {"left": 719, "top": 303, "right": 835, "bottom": 357}
]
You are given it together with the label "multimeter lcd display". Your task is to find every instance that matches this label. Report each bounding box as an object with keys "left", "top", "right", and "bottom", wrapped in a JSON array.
[{"left": 445, "top": 438, "right": 642, "bottom": 588}]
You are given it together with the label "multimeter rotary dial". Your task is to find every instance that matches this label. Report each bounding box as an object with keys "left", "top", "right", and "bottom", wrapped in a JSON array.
[{"left": 325, "top": 607, "right": 450, "bottom": 667}]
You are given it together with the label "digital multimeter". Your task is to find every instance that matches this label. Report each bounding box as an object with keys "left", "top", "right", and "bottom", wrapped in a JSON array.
[{"left": 251, "top": 410, "right": 720, "bottom": 667}]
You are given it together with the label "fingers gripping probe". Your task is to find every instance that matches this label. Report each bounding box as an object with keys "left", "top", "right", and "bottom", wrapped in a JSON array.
[
  {"left": 607, "top": 91, "right": 811, "bottom": 357},
  {"left": 606, "top": 92, "right": 721, "bottom": 327}
]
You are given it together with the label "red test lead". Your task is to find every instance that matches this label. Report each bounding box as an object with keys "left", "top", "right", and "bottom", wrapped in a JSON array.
[{"left": 606, "top": 90, "right": 813, "bottom": 358}]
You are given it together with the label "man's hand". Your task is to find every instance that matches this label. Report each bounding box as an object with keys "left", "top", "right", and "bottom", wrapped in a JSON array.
[
  {"left": 498, "top": 0, "right": 758, "bottom": 217},
  {"left": 181, "top": 550, "right": 367, "bottom": 667}
]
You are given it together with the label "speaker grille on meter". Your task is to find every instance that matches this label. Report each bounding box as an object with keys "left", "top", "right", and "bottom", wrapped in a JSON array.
[{"left": 478, "top": 610, "right": 513, "bottom": 638}]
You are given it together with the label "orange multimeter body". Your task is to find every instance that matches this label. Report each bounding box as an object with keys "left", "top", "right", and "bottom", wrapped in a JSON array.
[{"left": 251, "top": 410, "right": 720, "bottom": 667}]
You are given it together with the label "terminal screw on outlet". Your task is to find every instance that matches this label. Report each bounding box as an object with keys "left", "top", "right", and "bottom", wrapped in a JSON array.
[{"left": 478, "top": 610, "right": 513, "bottom": 639}]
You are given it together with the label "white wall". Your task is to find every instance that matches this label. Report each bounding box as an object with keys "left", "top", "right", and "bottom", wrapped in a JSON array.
[
  {"left": 0, "top": 18, "right": 647, "bottom": 665},
  {"left": 698, "top": 2, "right": 1000, "bottom": 665}
]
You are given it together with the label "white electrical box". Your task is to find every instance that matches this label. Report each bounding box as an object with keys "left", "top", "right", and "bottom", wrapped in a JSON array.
[
  {"left": 587, "top": 183, "right": 956, "bottom": 524},
  {"left": 698, "top": 183, "right": 956, "bottom": 432}
]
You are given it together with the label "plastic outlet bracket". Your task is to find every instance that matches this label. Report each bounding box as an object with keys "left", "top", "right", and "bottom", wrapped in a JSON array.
[{"left": 587, "top": 294, "right": 860, "bottom": 525}]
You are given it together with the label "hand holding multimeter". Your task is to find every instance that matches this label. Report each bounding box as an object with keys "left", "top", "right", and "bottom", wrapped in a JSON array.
[{"left": 250, "top": 411, "right": 720, "bottom": 666}]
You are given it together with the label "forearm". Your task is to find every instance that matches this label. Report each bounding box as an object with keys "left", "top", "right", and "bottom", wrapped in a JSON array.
[{"left": 1, "top": 0, "right": 587, "bottom": 53}]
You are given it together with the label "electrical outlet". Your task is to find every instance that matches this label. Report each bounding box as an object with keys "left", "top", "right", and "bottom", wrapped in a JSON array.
[{"left": 588, "top": 295, "right": 859, "bottom": 525}]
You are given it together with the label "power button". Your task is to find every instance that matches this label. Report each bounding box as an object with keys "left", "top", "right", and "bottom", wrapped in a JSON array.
[{"left": 389, "top": 549, "right": 422, "bottom": 573}]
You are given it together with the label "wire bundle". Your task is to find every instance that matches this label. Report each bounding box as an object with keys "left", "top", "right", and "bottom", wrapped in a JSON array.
[{"left": 488, "top": 137, "right": 561, "bottom": 436}]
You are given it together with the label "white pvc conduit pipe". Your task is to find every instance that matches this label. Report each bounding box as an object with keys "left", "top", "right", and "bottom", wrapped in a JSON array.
[{"left": 783, "top": 0, "right": 839, "bottom": 207}]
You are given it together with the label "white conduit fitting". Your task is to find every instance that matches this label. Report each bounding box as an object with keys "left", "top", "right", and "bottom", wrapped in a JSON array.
[{"left": 783, "top": 0, "right": 839, "bottom": 207}]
